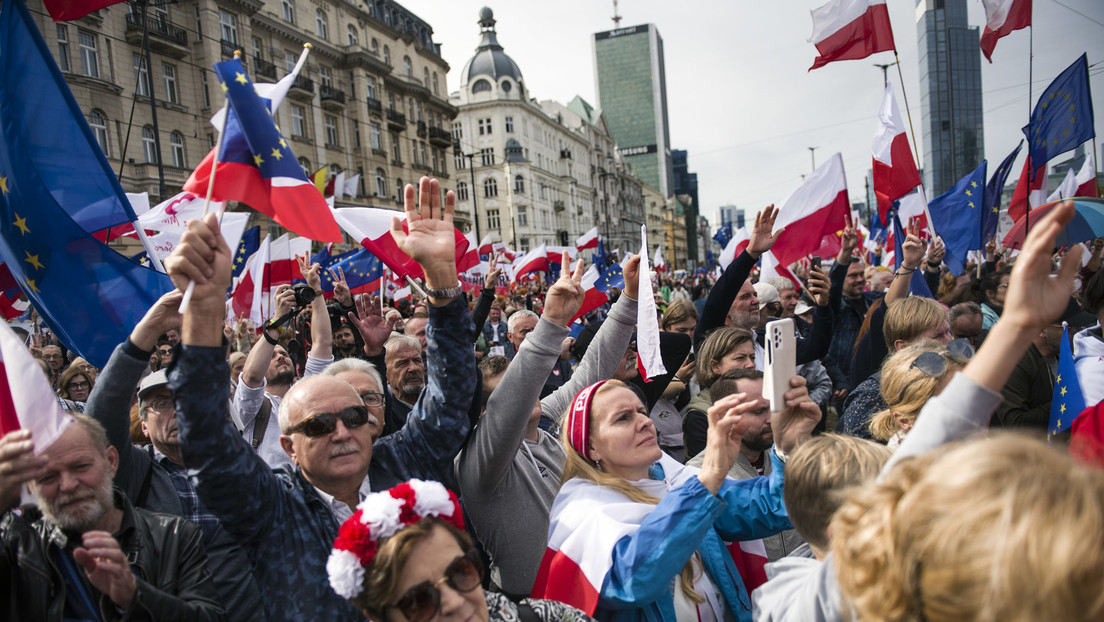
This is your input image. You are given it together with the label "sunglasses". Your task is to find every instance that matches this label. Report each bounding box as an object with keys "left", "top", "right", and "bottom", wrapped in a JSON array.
[
  {"left": 390, "top": 550, "right": 483, "bottom": 622},
  {"left": 909, "top": 339, "right": 975, "bottom": 377},
  {"left": 287, "top": 405, "right": 376, "bottom": 437}
]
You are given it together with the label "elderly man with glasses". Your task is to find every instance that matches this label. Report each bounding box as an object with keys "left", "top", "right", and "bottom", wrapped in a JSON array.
[{"left": 165, "top": 179, "right": 476, "bottom": 622}]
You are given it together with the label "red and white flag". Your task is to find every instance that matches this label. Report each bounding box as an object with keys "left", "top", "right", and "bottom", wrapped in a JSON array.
[
  {"left": 1009, "top": 158, "right": 1048, "bottom": 223},
  {"left": 575, "top": 226, "right": 600, "bottom": 251},
  {"left": 637, "top": 226, "right": 666, "bottom": 382},
  {"left": 570, "top": 266, "right": 613, "bottom": 323},
  {"left": 478, "top": 234, "right": 494, "bottom": 256},
  {"left": 652, "top": 245, "right": 666, "bottom": 273},
  {"left": 456, "top": 231, "right": 481, "bottom": 274},
  {"left": 718, "top": 227, "right": 751, "bottom": 269},
  {"left": 230, "top": 233, "right": 309, "bottom": 324},
  {"left": 333, "top": 207, "right": 470, "bottom": 279},
  {"left": 0, "top": 322, "right": 71, "bottom": 453},
  {"left": 980, "top": 0, "right": 1032, "bottom": 62},
  {"left": 759, "top": 252, "right": 803, "bottom": 294},
  {"left": 770, "top": 153, "right": 850, "bottom": 267},
  {"left": 872, "top": 84, "right": 922, "bottom": 225},
  {"left": 808, "top": 0, "right": 895, "bottom": 71},
  {"left": 508, "top": 244, "right": 548, "bottom": 282},
  {"left": 546, "top": 246, "right": 579, "bottom": 264},
  {"left": 1075, "top": 149, "right": 1099, "bottom": 198}
]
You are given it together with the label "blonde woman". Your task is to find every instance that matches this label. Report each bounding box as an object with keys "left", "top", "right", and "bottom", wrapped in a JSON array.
[{"left": 868, "top": 341, "right": 970, "bottom": 448}]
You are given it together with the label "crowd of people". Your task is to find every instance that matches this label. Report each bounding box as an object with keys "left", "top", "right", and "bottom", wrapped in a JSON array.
[{"left": 3, "top": 176, "right": 1104, "bottom": 621}]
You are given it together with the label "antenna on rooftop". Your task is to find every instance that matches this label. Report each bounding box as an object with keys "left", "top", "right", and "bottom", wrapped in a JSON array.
[{"left": 612, "top": 0, "right": 621, "bottom": 26}]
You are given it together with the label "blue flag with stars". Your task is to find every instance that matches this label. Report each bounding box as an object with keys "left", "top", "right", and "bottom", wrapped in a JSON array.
[
  {"left": 982, "top": 142, "right": 1022, "bottom": 245},
  {"left": 0, "top": 0, "right": 173, "bottom": 366},
  {"left": 1023, "top": 54, "right": 1094, "bottom": 170},
  {"left": 596, "top": 262, "right": 625, "bottom": 293},
  {"left": 928, "top": 162, "right": 987, "bottom": 276},
  {"left": 231, "top": 226, "right": 261, "bottom": 281},
  {"left": 299, "top": 245, "right": 357, "bottom": 296},
  {"left": 593, "top": 237, "right": 608, "bottom": 273},
  {"left": 332, "top": 248, "right": 383, "bottom": 293},
  {"left": 713, "top": 224, "right": 732, "bottom": 248},
  {"left": 1049, "top": 323, "right": 1086, "bottom": 439}
]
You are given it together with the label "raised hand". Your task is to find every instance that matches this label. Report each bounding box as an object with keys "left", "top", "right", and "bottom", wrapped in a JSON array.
[
  {"left": 927, "top": 236, "right": 946, "bottom": 268},
  {"left": 621, "top": 255, "right": 641, "bottom": 300},
  {"left": 0, "top": 430, "right": 48, "bottom": 510},
  {"left": 390, "top": 177, "right": 458, "bottom": 294},
  {"left": 901, "top": 221, "right": 928, "bottom": 270},
  {"left": 330, "top": 266, "right": 352, "bottom": 308},
  {"left": 272, "top": 285, "right": 296, "bottom": 318},
  {"left": 748, "top": 205, "right": 783, "bottom": 258},
  {"left": 771, "top": 375, "right": 821, "bottom": 455},
  {"left": 130, "top": 290, "right": 184, "bottom": 351},
  {"left": 542, "top": 252, "right": 585, "bottom": 327},
  {"left": 73, "top": 531, "right": 138, "bottom": 609},
  {"left": 837, "top": 224, "right": 859, "bottom": 262},
  {"left": 807, "top": 266, "right": 831, "bottom": 307},
  {"left": 484, "top": 253, "right": 503, "bottom": 290},
  {"left": 297, "top": 255, "right": 322, "bottom": 291},
  {"left": 348, "top": 293, "right": 392, "bottom": 356},
  {"left": 164, "top": 213, "right": 232, "bottom": 313},
  {"left": 696, "top": 392, "right": 756, "bottom": 493},
  {"left": 1001, "top": 200, "right": 1082, "bottom": 332}
]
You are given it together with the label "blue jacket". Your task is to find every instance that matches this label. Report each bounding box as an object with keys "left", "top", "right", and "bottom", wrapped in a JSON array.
[
  {"left": 169, "top": 297, "right": 477, "bottom": 622},
  {"left": 597, "top": 451, "right": 791, "bottom": 622}
]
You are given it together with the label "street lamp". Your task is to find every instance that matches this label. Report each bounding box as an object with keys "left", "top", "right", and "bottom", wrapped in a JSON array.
[
  {"left": 808, "top": 146, "right": 819, "bottom": 173},
  {"left": 454, "top": 142, "right": 481, "bottom": 244}
]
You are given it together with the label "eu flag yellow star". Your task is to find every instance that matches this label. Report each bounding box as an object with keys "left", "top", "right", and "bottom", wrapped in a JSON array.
[
  {"left": 0, "top": 176, "right": 8, "bottom": 195},
  {"left": 965, "top": 189, "right": 972, "bottom": 196},
  {"left": 220, "top": 82, "right": 228, "bottom": 93},
  {"left": 271, "top": 148, "right": 283, "bottom": 160},
  {"left": 235, "top": 72, "right": 248, "bottom": 85},
  {"left": 12, "top": 213, "right": 29, "bottom": 236},
  {"left": 1061, "top": 386, "right": 1068, "bottom": 396},
  {"left": 1057, "top": 374, "right": 1062, "bottom": 384},
  {"left": 25, "top": 279, "right": 38, "bottom": 293},
  {"left": 1060, "top": 403, "right": 1067, "bottom": 414},
  {"left": 970, "top": 181, "right": 978, "bottom": 188},
  {"left": 254, "top": 154, "right": 264, "bottom": 167},
  {"left": 279, "top": 138, "right": 287, "bottom": 149},
  {"left": 23, "top": 250, "right": 43, "bottom": 270}
]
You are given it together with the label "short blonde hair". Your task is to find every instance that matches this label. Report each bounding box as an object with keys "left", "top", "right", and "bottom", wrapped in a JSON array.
[
  {"left": 696, "top": 327, "right": 754, "bottom": 388},
  {"left": 832, "top": 434, "right": 1104, "bottom": 622},
  {"left": 883, "top": 297, "right": 948, "bottom": 350},
  {"left": 869, "top": 341, "right": 966, "bottom": 442},
  {"left": 783, "top": 435, "right": 891, "bottom": 552},
  {"left": 661, "top": 298, "right": 698, "bottom": 330}
]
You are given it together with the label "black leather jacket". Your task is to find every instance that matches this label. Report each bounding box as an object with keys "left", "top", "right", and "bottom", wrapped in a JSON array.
[{"left": 1, "top": 489, "right": 225, "bottom": 622}]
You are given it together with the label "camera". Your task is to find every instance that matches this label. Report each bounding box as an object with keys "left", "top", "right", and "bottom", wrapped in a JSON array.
[{"left": 291, "top": 282, "right": 316, "bottom": 307}]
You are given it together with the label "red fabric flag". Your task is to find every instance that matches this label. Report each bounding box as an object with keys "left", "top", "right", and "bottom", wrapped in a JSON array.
[
  {"left": 872, "top": 84, "right": 921, "bottom": 225},
  {"left": 42, "top": 0, "right": 124, "bottom": 21},
  {"left": 808, "top": 0, "right": 895, "bottom": 71},
  {"left": 770, "top": 153, "right": 851, "bottom": 267},
  {"left": 1009, "top": 157, "right": 1047, "bottom": 223},
  {"left": 980, "top": 0, "right": 1032, "bottom": 62}
]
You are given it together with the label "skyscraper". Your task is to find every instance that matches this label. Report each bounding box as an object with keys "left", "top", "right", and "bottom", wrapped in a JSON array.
[
  {"left": 671, "top": 150, "right": 700, "bottom": 262},
  {"left": 593, "top": 24, "right": 673, "bottom": 198},
  {"left": 916, "top": 0, "right": 985, "bottom": 195}
]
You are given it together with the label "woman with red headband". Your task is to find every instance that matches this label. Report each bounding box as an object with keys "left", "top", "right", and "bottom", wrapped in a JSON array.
[
  {"left": 532, "top": 377, "right": 820, "bottom": 621},
  {"left": 327, "top": 478, "right": 595, "bottom": 621}
]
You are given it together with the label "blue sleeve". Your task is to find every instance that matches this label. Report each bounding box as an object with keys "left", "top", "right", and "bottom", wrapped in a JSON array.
[
  {"left": 713, "top": 450, "right": 792, "bottom": 541},
  {"left": 694, "top": 251, "right": 757, "bottom": 352},
  {"left": 371, "top": 297, "right": 477, "bottom": 483},
  {"left": 796, "top": 304, "right": 833, "bottom": 365},
  {"left": 169, "top": 345, "right": 289, "bottom": 548},
  {"left": 601, "top": 477, "right": 723, "bottom": 608}
]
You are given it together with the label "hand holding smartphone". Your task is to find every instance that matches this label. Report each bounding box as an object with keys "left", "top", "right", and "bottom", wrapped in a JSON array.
[{"left": 763, "top": 319, "right": 796, "bottom": 413}]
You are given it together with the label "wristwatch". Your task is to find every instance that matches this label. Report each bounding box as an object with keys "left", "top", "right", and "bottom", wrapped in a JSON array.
[{"left": 424, "top": 283, "right": 463, "bottom": 299}]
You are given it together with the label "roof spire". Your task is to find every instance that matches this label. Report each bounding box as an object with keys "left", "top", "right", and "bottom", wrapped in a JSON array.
[{"left": 612, "top": 0, "right": 621, "bottom": 27}]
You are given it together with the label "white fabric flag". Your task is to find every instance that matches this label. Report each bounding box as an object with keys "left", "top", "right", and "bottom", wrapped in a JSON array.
[{"left": 636, "top": 225, "right": 666, "bottom": 381}]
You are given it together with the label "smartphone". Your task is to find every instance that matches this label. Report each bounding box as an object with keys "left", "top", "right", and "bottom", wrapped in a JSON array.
[
  {"left": 763, "top": 319, "right": 797, "bottom": 413},
  {"left": 810, "top": 257, "right": 822, "bottom": 270}
]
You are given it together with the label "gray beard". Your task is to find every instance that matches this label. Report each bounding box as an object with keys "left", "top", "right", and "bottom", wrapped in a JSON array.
[
  {"left": 728, "top": 311, "right": 758, "bottom": 330},
  {"left": 40, "top": 474, "right": 114, "bottom": 533}
]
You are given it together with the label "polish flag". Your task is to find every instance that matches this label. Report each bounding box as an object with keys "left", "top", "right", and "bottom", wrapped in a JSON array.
[
  {"left": 652, "top": 245, "right": 666, "bottom": 273},
  {"left": 1075, "top": 150, "right": 1099, "bottom": 198},
  {"left": 872, "top": 84, "right": 921, "bottom": 225},
  {"left": 333, "top": 207, "right": 470, "bottom": 279},
  {"left": 769, "top": 153, "right": 850, "bottom": 267},
  {"left": 508, "top": 244, "right": 548, "bottom": 281},
  {"left": 231, "top": 234, "right": 271, "bottom": 325},
  {"left": 1048, "top": 168, "right": 1078, "bottom": 202},
  {"left": 718, "top": 227, "right": 751, "bottom": 269},
  {"left": 546, "top": 246, "right": 579, "bottom": 264},
  {"left": 478, "top": 234, "right": 494, "bottom": 256},
  {"left": 570, "top": 265, "right": 614, "bottom": 322},
  {"left": 492, "top": 242, "right": 517, "bottom": 262},
  {"left": 0, "top": 320, "right": 71, "bottom": 452},
  {"left": 980, "top": 0, "right": 1032, "bottom": 62},
  {"left": 575, "top": 226, "right": 599, "bottom": 251},
  {"left": 637, "top": 226, "right": 667, "bottom": 382},
  {"left": 759, "top": 252, "right": 803, "bottom": 294},
  {"left": 808, "top": 0, "right": 895, "bottom": 71},
  {"left": 456, "top": 231, "right": 481, "bottom": 274},
  {"left": 1009, "top": 158, "right": 1048, "bottom": 223},
  {"left": 727, "top": 541, "right": 770, "bottom": 595}
]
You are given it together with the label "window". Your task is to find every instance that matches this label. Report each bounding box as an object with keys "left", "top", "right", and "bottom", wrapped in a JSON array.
[
  {"left": 369, "top": 122, "right": 382, "bottom": 150},
  {"left": 514, "top": 175, "right": 524, "bottom": 194},
  {"left": 285, "top": 51, "right": 297, "bottom": 73},
  {"left": 375, "top": 168, "right": 386, "bottom": 196},
  {"left": 347, "top": 25, "right": 358, "bottom": 46},
  {"left": 219, "top": 11, "right": 238, "bottom": 44},
  {"left": 517, "top": 205, "right": 527, "bottom": 226},
  {"left": 423, "top": 68, "right": 429, "bottom": 89},
  {"left": 483, "top": 178, "right": 497, "bottom": 197},
  {"left": 416, "top": 101, "right": 423, "bottom": 123},
  {"left": 487, "top": 209, "right": 500, "bottom": 230},
  {"left": 365, "top": 76, "right": 377, "bottom": 100},
  {"left": 251, "top": 36, "right": 263, "bottom": 60},
  {"left": 353, "top": 120, "right": 361, "bottom": 149},
  {"left": 194, "top": 6, "right": 203, "bottom": 39},
  {"left": 456, "top": 181, "right": 468, "bottom": 201},
  {"left": 478, "top": 118, "right": 492, "bottom": 135},
  {"left": 395, "top": 178, "right": 403, "bottom": 199},
  {"left": 391, "top": 134, "right": 401, "bottom": 162},
  {"left": 200, "top": 69, "right": 210, "bottom": 108},
  {"left": 78, "top": 30, "right": 99, "bottom": 79},
  {"left": 432, "top": 149, "right": 440, "bottom": 172},
  {"left": 315, "top": 9, "right": 328, "bottom": 39},
  {"left": 142, "top": 126, "right": 157, "bottom": 163},
  {"left": 472, "top": 79, "right": 491, "bottom": 94},
  {"left": 298, "top": 157, "right": 311, "bottom": 176},
  {"left": 319, "top": 65, "right": 332, "bottom": 88},
  {"left": 56, "top": 25, "right": 70, "bottom": 72},
  {"left": 520, "top": 238, "right": 529, "bottom": 253},
  {"left": 88, "top": 110, "right": 108, "bottom": 157},
  {"left": 451, "top": 122, "right": 462, "bottom": 140},
  {"left": 505, "top": 116, "right": 514, "bottom": 133},
  {"left": 162, "top": 63, "right": 178, "bottom": 104},
  {"left": 169, "top": 131, "right": 186, "bottom": 168},
  {"left": 387, "top": 93, "right": 396, "bottom": 111},
  {"left": 370, "top": 38, "right": 379, "bottom": 53},
  {"left": 290, "top": 104, "right": 306, "bottom": 137},
  {"left": 432, "top": 72, "right": 439, "bottom": 95},
  {"left": 407, "top": 98, "right": 414, "bottom": 122},
  {"left": 383, "top": 46, "right": 390, "bottom": 66},
  {"left": 480, "top": 148, "right": 494, "bottom": 166},
  {"left": 133, "top": 54, "right": 149, "bottom": 96},
  {"left": 454, "top": 151, "right": 466, "bottom": 170},
  {"left": 402, "top": 56, "right": 412, "bottom": 77},
  {"left": 324, "top": 115, "right": 339, "bottom": 146},
  {"left": 281, "top": 0, "right": 294, "bottom": 23},
  {"left": 419, "top": 142, "right": 427, "bottom": 166}
]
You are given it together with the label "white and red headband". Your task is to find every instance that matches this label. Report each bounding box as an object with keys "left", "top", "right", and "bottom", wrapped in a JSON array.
[
  {"left": 567, "top": 380, "right": 608, "bottom": 462},
  {"left": 326, "top": 479, "right": 464, "bottom": 600}
]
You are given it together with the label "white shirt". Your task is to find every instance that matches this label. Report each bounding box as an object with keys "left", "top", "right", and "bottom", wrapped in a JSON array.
[{"left": 312, "top": 475, "right": 374, "bottom": 523}]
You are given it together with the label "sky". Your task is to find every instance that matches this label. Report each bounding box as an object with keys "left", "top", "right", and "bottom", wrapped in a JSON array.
[{"left": 403, "top": 0, "right": 1104, "bottom": 229}]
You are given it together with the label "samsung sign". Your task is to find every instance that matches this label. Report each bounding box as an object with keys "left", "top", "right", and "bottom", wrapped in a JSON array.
[
  {"left": 595, "top": 24, "right": 650, "bottom": 40},
  {"left": 619, "top": 144, "right": 657, "bottom": 157}
]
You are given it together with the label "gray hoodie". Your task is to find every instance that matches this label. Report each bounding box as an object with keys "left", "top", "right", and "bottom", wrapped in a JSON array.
[
  {"left": 1074, "top": 324, "right": 1104, "bottom": 407},
  {"left": 455, "top": 295, "right": 638, "bottom": 595}
]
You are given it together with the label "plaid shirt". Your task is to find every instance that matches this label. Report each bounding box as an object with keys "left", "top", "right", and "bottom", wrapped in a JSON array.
[{"left": 150, "top": 446, "right": 221, "bottom": 543}]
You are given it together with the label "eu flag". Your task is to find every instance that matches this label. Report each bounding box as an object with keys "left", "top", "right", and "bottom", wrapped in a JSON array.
[
  {"left": 0, "top": 0, "right": 173, "bottom": 366},
  {"left": 596, "top": 262, "right": 625, "bottom": 293},
  {"left": 1049, "top": 324, "right": 1086, "bottom": 440},
  {"left": 331, "top": 248, "right": 383, "bottom": 294},
  {"left": 231, "top": 225, "right": 261, "bottom": 281},
  {"left": 713, "top": 224, "right": 732, "bottom": 248},
  {"left": 301, "top": 245, "right": 357, "bottom": 297},
  {"left": 982, "top": 142, "right": 1022, "bottom": 244},
  {"left": 1023, "top": 54, "right": 1094, "bottom": 169},
  {"left": 593, "top": 237, "right": 608, "bottom": 273},
  {"left": 928, "top": 162, "right": 987, "bottom": 276}
]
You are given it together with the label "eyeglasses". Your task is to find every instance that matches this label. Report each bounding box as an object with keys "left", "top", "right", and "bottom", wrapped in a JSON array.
[
  {"left": 910, "top": 339, "right": 975, "bottom": 377},
  {"left": 145, "top": 398, "right": 175, "bottom": 414},
  {"left": 359, "top": 391, "right": 385, "bottom": 407},
  {"left": 287, "top": 405, "right": 376, "bottom": 437},
  {"left": 390, "top": 550, "right": 483, "bottom": 622},
  {"left": 66, "top": 380, "right": 91, "bottom": 392}
]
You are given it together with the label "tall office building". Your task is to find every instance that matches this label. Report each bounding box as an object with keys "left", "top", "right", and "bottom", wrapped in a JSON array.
[
  {"left": 593, "top": 24, "right": 673, "bottom": 198},
  {"left": 670, "top": 149, "right": 700, "bottom": 263},
  {"left": 916, "top": 0, "right": 984, "bottom": 195}
]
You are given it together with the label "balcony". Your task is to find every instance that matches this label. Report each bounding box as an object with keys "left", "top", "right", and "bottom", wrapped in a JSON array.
[
  {"left": 320, "top": 85, "right": 346, "bottom": 110},
  {"left": 287, "top": 74, "right": 314, "bottom": 101},
  {"left": 220, "top": 39, "right": 241, "bottom": 59},
  {"left": 386, "top": 109, "right": 406, "bottom": 131},
  {"left": 428, "top": 126, "right": 452, "bottom": 147},
  {"left": 253, "top": 57, "right": 276, "bottom": 80},
  {"left": 366, "top": 97, "right": 382, "bottom": 116},
  {"left": 416, "top": 121, "right": 427, "bottom": 138},
  {"left": 553, "top": 200, "right": 565, "bottom": 213},
  {"left": 124, "top": 14, "right": 188, "bottom": 58}
]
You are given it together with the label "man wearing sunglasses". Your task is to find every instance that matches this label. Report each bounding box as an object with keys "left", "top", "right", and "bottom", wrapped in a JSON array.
[{"left": 165, "top": 178, "right": 477, "bottom": 622}]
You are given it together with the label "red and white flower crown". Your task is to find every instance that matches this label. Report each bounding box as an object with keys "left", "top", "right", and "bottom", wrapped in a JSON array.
[{"left": 327, "top": 479, "right": 464, "bottom": 599}]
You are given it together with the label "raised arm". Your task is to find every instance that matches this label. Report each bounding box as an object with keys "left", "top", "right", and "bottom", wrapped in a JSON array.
[
  {"left": 297, "top": 256, "right": 333, "bottom": 364},
  {"left": 469, "top": 254, "right": 502, "bottom": 342},
  {"left": 885, "top": 221, "right": 926, "bottom": 307}
]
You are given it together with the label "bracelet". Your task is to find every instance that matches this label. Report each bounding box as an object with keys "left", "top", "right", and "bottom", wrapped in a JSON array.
[
  {"left": 896, "top": 267, "right": 916, "bottom": 275},
  {"left": 262, "top": 325, "right": 279, "bottom": 346}
]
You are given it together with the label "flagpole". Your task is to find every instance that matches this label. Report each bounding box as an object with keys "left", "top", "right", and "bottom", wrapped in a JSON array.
[
  {"left": 892, "top": 52, "right": 922, "bottom": 173},
  {"left": 178, "top": 52, "right": 236, "bottom": 314},
  {"left": 1025, "top": 21, "right": 1034, "bottom": 236}
]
